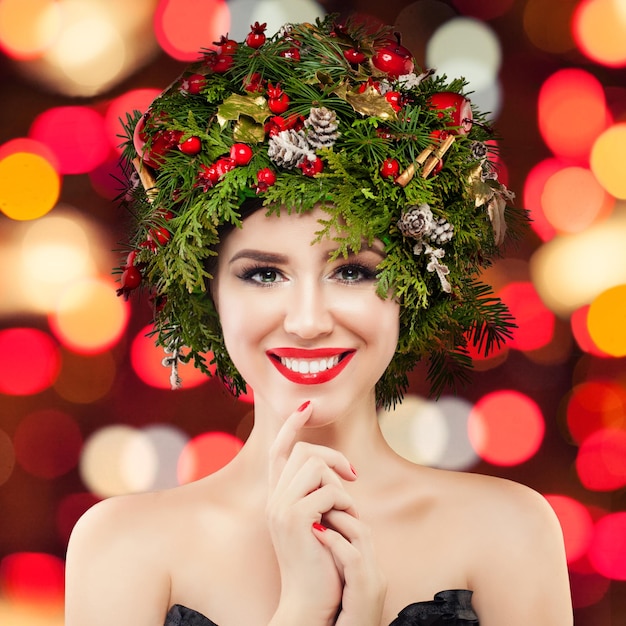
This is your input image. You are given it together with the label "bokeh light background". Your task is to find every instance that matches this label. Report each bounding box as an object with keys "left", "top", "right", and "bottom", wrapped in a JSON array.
[{"left": 1, "top": 0, "right": 626, "bottom": 623}]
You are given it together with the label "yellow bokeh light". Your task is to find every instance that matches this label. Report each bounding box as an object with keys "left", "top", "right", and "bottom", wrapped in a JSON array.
[
  {"left": 588, "top": 285, "right": 626, "bottom": 356},
  {"left": 530, "top": 205, "right": 626, "bottom": 316},
  {"left": 590, "top": 123, "right": 626, "bottom": 199},
  {"left": 79, "top": 426, "right": 157, "bottom": 497},
  {"left": 574, "top": 0, "right": 626, "bottom": 67},
  {"left": 0, "top": 152, "right": 60, "bottom": 220},
  {"left": 49, "top": 277, "right": 129, "bottom": 354},
  {"left": 0, "top": 0, "right": 62, "bottom": 60}
]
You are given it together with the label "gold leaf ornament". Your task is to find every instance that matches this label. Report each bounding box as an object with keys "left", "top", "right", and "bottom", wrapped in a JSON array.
[
  {"left": 333, "top": 83, "right": 398, "bottom": 121},
  {"left": 217, "top": 94, "right": 272, "bottom": 143}
]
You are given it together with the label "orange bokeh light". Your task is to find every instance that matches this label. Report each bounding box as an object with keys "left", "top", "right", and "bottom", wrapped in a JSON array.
[
  {"left": 566, "top": 381, "right": 626, "bottom": 445},
  {"left": 538, "top": 68, "right": 610, "bottom": 162},
  {"left": 570, "top": 305, "right": 609, "bottom": 357},
  {"left": 468, "top": 390, "right": 545, "bottom": 466},
  {"left": 541, "top": 166, "right": 614, "bottom": 233},
  {"left": 573, "top": 0, "right": 626, "bottom": 67}
]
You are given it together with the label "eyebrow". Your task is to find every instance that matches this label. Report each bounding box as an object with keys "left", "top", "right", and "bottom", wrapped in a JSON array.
[
  {"left": 228, "top": 244, "right": 385, "bottom": 265},
  {"left": 228, "top": 250, "right": 289, "bottom": 265}
]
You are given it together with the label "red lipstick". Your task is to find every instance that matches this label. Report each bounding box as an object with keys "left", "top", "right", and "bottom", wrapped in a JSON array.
[{"left": 267, "top": 348, "right": 355, "bottom": 385}]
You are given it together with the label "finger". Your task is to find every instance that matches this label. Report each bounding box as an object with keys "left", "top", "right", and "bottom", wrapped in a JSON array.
[
  {"left": 303, "top": 483, "right": 358, "bottom": 521},
  {"left": 268, "top": 401, "right": 314, "bottom": 487}
]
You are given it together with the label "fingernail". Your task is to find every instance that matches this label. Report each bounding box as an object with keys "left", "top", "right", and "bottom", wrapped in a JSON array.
[
  {"left": 312, "top": 522, "right": 327, "bottom": 532},
  {"left": 297, "top": 400, "right": 311, "bottom": 412},
  {"left": 350, "top": 464, "right": 358, "bottom": 477}
]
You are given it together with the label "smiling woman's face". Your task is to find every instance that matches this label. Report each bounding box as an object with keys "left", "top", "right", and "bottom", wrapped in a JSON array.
[{"left": 213, "top": 206, "right": 400, "bottom": 422}]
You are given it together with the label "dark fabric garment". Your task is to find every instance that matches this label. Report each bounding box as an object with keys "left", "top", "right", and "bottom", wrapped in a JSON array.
[{"left": 164, "top": 589, "right": 479, "bottom": 625}]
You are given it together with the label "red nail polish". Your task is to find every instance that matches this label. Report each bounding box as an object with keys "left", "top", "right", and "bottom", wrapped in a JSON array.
[
  {"left": 312, "top": 522, "right": 327, "bottom": 532},
  {"left": 350, "top": 464, "right": 358, "bottom": 477},
  {"left": 297, "top": 400, "right": 311, "bottom": 412}
]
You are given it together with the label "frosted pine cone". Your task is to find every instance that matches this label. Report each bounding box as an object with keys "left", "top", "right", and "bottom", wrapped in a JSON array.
[
  {"left": 268, "top": 129, "right": 315, "bottom": 169},
  {"left": 397, "top": 203, "right": 435, "bottom": 239},
  {"left": 428, "top": 216, "right": 454, "bottom": 245},
  {"left": 470, "top": 141, "right": 488, "bottom": 161},
  {"left": 305, "top": 107, "right": 340, "bottom": 149}
]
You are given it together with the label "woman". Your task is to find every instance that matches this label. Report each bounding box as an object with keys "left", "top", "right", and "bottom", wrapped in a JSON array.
[{"left": 65, "top": 16, "right": 573, "bottom": 625}]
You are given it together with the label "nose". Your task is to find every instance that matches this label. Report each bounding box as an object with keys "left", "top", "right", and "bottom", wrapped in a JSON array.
[{"left": 283, "top": 279, "right": 334, "bottom": 340}]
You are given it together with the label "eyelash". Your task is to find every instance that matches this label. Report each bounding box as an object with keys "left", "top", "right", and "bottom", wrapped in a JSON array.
[{"left": 236, "top": 263, "right": 378, "bottom": 286}]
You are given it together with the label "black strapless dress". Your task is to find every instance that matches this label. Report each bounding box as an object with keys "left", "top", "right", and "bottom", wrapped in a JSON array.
[{"left": 164, "top": 589, "right": 479, "bottom": 625}]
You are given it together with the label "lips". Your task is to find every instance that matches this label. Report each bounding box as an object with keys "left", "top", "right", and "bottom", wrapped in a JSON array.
[{"left": 267, "top": 348, "right": 355, "bottom": 385}]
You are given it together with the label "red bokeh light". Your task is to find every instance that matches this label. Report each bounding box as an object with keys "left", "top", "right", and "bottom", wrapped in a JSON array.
[
  {"left": 154, "top": 0, "right": 230, "bottom": 61},
  {"left": 566, "top": 381, "right": 626, "bottom": 445},
  {"left": 0, "top": 137, "right": 59, "bottom": 169},
  {"left": 544, "top": 494, "right": 594, "bottom": 563},
  {"left": 177, "top": 431, "right": 243, "bottom": 483},
  {"left": 575, "top": 429, "right": 626, "bottom": 491},
  {"left": 29, "top": 106, "right": 110, "bottom": 174},
  {"left": 570, "top": 305, "right": 610, "bottom": 357},
  {"left": 0, "top": 327, "right": 61, "bottom": 395},
  {"left": 13, "top": 409, "right": 83, "bottom": 479},
  {"left": 523, "top": 159, "right": 560, "bottom": 241},
  {"left": 56, "top": 493, "right": 101, "bottom": 545},
  {"left": 130, "top": 323, "right": 211, "bottom": 389},
  {"left": 104, "top": 88, "right": 162, "bottom": 153},
  {"left": 538, "top": 68, "right": 610, "bottom": 162},
  {"left": 497, "top": 282, "right": 555, "bottom": 351},
  {"left": 468, "top": 390, "right": 545, "bottom": 466},
  {"left": 588, "top": 512, "right": 626, "bottom": 580},
  {"left": 0, "top": 552, "right": 65, "bottom": 605}
]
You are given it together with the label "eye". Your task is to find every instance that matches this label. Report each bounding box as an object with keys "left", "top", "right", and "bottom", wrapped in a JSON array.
[
  {"left": 239, "top": 266, "right": 284, "bottom": 285},
  {"left": 334, "top": 264, "right": 376, "bottom": 284}
]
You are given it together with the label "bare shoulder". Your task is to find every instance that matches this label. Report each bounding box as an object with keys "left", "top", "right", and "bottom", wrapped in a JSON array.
[
  {"left": 65, "top": 487, "right": 190, "bottom": 626},
  {"left": 421, "top": 467, "right": 573, "bottom": 625}
]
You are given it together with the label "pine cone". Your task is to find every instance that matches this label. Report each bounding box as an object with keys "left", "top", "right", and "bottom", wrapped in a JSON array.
[
  {"left": 305, "top": 107, "right": 340, "bottom": 149},
  {"left": 268, "top": 129, "right": 315, "bottom": 168},
  {"left": 428, "top": 216, "right": 454, "bottom": 245},
  {"left": 397, "top": 203, "right": 435, "bottom": 239}
]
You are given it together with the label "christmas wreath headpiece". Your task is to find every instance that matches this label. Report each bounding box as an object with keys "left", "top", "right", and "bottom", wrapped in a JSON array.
[{"left": 117, "top": 15, "right": 524, "bottom": 408}]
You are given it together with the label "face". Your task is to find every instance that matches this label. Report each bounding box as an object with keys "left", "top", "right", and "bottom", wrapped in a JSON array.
[{"left": 213, "top": 206, "right": 400, "bottom": 423}]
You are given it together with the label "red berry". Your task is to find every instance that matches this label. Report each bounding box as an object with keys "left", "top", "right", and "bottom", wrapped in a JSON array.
[
  {"left": 178, "top": 136, "right": 202, "bottom": 155},
  {"left": 279, "top": 47, "right": 301, "bottom": 61},
  {"left": 428, "top": 159, "right": 444, "bottom": 177},
  {"left": 180, "top": 73, "right": 206, "bottom": 95},
  {"left": 214, "top": 35, "right": 238, "bottom": 55},
  {"left": 214, "top": 157, "right": 236, "bottom": 177},
  {"left": 120, "top": 266, "right": 142, "bottom": 290},
  {"left": 243, "top": 72, "right": 264, "bottom": 93},
  {"left": 344, "top": 48, "right": 366, "bottom": 64},
  {"left": 357, "top": 78, "right": 381, "bottom": 94},
  {"left": 209, "top": 53, "right": 234, "bottom": 73},
  {"left": 385, "top": 91, "right": 402, "bottom": 112},
  {"left": 125, "top": 250, "right": 138, "bottom": 268},
  {"left": 372, "top": 43, "right": 414, "bottom": 77},
  {"left": 299, "top": 157, "right": 324, "bottom": 177},
  {"left": 428, "top": 92, "right": 473, "bottom": 135},
  {"left": 142, "top": 130, "right": 181, "bottom": 169},
  {"left": 257, "top": 168, "right": 276, "bottom": 185},
  {"left": 229, "top": 143, "right": 253, "bottom": 166},
  {"left": 246, "top": 22, "right": 267, "bottom": 48},
  {"left": 268, "top": 93, "right": 290, "bottom": 114},
  {"left": 380, "top": 158, "right": 400, "bottom": 179}
]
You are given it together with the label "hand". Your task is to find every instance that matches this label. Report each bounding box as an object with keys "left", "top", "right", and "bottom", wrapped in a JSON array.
[
  {"left": 266, "top": 401, "right": 357, "bottom": 625},
  {"left": 313, "top": 509, "right": 387, "bottom": 626}
]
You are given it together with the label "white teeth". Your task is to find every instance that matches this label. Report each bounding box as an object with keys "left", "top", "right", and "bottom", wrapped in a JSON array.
[{"left": 280, "top": 356, "right": 340, "bottom": 374}]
